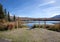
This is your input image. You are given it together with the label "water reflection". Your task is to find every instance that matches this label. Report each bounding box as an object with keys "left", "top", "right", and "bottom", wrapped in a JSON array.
[{"left": 24, "top": 21, "right": 59, "bottom": 27}]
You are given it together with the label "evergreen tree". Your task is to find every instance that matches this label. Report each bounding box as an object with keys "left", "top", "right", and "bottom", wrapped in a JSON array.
[
  {"left": 4, "top": 9, "right": 8, "bottom": 21},
  {"left": 4, "top": 9, "right": 7, "bottom": 16},
  {"left": 8, "top": 12, "right": 11, "bottom": 21},
  {"left": 0, "top": 3, "right": 5, "bottom": 19},
  {"left": 13, "top": 15, "right": 16, "bottom": 21}
]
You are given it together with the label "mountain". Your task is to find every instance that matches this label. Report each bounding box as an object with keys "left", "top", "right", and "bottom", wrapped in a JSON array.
[{"left": 52, "top": 15, "right": 60, "bottom": 18}]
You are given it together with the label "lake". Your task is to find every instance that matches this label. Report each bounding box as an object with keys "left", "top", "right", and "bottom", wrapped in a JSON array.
[{"left": 24, "top": 21, "right": 59, "bottom": 27}]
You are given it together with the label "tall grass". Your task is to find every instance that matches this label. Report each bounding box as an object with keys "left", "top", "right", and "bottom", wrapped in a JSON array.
[{"left": 31, "top": 24, "right": 60, "bottom": 32}]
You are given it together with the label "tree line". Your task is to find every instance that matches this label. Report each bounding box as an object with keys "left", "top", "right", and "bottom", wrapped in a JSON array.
[{"left": 0, "top": 3, "right": 16, "bottom": 22}]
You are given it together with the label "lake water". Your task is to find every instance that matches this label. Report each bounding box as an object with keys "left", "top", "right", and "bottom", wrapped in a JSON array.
[{"left": 24, "top": 21, "right": 59, "bottom": 27}]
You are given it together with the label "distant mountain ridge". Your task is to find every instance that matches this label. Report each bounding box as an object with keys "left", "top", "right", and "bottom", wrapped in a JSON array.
[
  {"left": 10, "top": 15, "right": 60, "bottom": 20},
  {"left": 52, "top": 15, "right": 60, "bottom": 18}
]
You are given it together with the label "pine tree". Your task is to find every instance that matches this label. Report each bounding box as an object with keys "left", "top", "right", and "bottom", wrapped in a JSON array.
[
  {"left": 8, "top": 12, "right": 11, "bottom": 21},
  {"left": 4, "top": 9, "right": 7, "bottom": 16},
  {"left": 0, "top": 3, "right": 5, "bottom": 19},
  {"left": 13, "top": 15, "right": 16, "bottom": 21},
  {"left": 4, "top": 9, "right": 8, "bottom": 21}
]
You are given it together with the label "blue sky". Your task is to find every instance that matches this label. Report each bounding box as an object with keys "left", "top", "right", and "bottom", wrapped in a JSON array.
[{"left": 0, "top": 0, "right": 60, "bottom": 18}]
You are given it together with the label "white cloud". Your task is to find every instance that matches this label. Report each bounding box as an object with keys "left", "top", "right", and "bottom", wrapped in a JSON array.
[
  {"left": 42, "top": 6, "right": 60, "bottom": 17},
  {"left": 38, "top": 0, "right": 55, "bottom": 7},
  {"left": 51, "top": 13, "right": 60, "bottom": 17}
]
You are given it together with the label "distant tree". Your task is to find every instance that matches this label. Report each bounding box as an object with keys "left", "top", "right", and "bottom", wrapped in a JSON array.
[
  {"left": 0, "top": 3, "right": 5, "bottom": 19},
  {"left": 4, "top": 9, "right": 7, "bottom": 16},
  {"left": 8, "top": 12, "right": 11, "bottom": 21},
  {"left": 13, "top": 15, "right": 16, "bottom": 21},
  {"left": 4, "top": 9, "right": 8, "bottom": 21}
]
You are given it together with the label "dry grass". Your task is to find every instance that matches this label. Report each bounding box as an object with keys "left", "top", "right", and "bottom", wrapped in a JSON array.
[{"left": 0, "top": 28, "right": 60, "bottom": 42}]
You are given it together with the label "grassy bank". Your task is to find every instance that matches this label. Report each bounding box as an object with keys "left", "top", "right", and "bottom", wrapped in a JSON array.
[{"left": 0, "top": 28, "right": 60, "bottom": 42}]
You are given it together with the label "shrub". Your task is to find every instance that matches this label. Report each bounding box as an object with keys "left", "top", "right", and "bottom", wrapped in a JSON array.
[
  {"left": 0, "top": 23, "right": 7, "bottom": 31},
  {"left": 31, "top": 24, "right": 39, "bottom": 28},
  {"left": 32, "top": 25, "right": 36, "bottom": 28},
  {"left": 7, "top": 24, "right": 14, "bottom": 30},
  {"left": 48, "top": 25, "right": 60, "bottom": 32},
  {"left": 15, "top": 25, "right": 17, "bottom": 28},
  {"left": 46, "top": 25, "right": 50, "bottom": 28},
  {"left": 18, "top": 25, "right": 28, "bottom": 28},
  {"left": 40, "top": 25, "right": 43, "bottom": 28}
]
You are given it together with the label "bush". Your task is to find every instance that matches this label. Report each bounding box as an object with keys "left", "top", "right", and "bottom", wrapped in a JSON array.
[
  {"left": 31, "top": 24, "right": 40, "bottom": 28},
  {"left": 0, "top": 24, "right": 7, "bottom": 31},
  {"left": 32, "top": 25, "right": 36, "bottom": 28},
  {"left": 0, "top": 23, "right": 14, "bottom": 31},
  {"left": 18, "top": 25, "right": 28, "bottom": 28},
  {"left": 48, "top": 25, "right": 60, "bottom": 32},
  {"left": 46, "top": 25, "right": 50, "bottom": 28},
  {"left": 7, "top": 24, "right": 14, "bottom": 30},
  {"left": 40, "top": 25, "right": 43, "bottom": 28}
]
